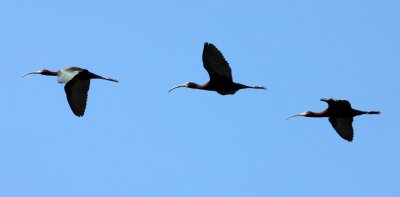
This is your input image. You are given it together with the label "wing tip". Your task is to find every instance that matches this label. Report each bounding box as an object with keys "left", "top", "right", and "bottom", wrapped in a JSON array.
[
  {"left": 340, "top": 132, "right": 354, "bottom": 142},
  {"left": 72, "top": 109, "right": 85, "bottom": 117},
  {"left": 344, "top": 137, "right": 353, "bottom": 142},
  {"left": 204, "top": 42, "right": 218, "bottom": 49}
]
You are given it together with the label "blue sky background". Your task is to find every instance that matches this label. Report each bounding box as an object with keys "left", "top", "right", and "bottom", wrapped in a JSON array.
[{"left": 1, "top": 0, "right": 399, "bottom": 196}]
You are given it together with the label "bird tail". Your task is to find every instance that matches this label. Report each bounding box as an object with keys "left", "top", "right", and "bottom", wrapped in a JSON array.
[
  {"left": 104, "top": 78, "right": 119, "bottom": 82},
  {"left": 367, "top": 111, "right": 381, "bottom": 115},
  {"left": 88, "top": 72, "right": 118, "bottom": 83},
  {"left": 249, "top": 86, "right": 267, "bottom": 90}
]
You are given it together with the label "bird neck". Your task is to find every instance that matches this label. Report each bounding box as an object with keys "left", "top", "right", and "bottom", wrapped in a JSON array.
[
  {"left": 306, "top": 110, "right": 330, "bottom": 118},
  {"left": 188, "top": 82, "right": 210, "bottom": 90},
  {"left": 42, "top": 70, "right": 58, "bottom": 76}
]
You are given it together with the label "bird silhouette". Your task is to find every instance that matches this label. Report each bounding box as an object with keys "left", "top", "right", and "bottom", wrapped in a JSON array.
[
  {"left": 286, "top": 98, "right": 380, "bottom": 142},
  {"left": 23, "top": 67, "right": 118, "bottom": 117},
  {"left": 169, "top": 42, "right": 266, "bottom": 95}
]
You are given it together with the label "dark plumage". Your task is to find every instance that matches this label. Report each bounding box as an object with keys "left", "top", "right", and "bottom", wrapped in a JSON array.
[
  {"left": 169, "top": 42, "right": 266, "bottom": 95},
  {"left": 23, "top": 67, "right": 118, "bottom": 117},
  {"left": 286, "top": 98, "right": 380, "bottom": 142}
]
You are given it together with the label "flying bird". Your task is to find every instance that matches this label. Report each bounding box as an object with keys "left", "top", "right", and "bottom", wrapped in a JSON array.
[
  {"left": 285, "top": 98, "right": 380, "bottom": 142},
  {"left": 23, "top": 67, "right": 118, "bottom": 117},
  {"left": 169, "top": 42, "right": 266, "bottom": 95}
]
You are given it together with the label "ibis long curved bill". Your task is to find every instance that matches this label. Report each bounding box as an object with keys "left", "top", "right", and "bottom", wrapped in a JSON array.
[
  {"left": 168, "top": 84, "right": 188, "bottom": 92},
  {"left": 22, "top": 71, "right": 42, "bottom": 77},
  {"left": 285, "top": 112, "right": 307, "bottom": 120}
]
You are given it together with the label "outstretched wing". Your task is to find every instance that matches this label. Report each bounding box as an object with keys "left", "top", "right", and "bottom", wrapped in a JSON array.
[
  {"left": 64, "top": 73, "right": 90, "bottom": 117},
  {"left": 202, "top": 42, "right": 233, "bottom": 83},
  {"left": 328, "top": 117, "right": 354, "bottom": 142}
]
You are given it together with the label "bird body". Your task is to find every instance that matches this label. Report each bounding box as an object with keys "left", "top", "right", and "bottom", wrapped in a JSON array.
[
  {"left": 169, "top": 42, "right": 266, "bottom": 95},
  {"left": 286, "top": 98, "right": 380, "bottom": 142},
  {"left": 23, "top": 67, "right": 118, "bottom": 117},
  {"left": 181, "top": 81, "right": 263, "bottom": 95}
]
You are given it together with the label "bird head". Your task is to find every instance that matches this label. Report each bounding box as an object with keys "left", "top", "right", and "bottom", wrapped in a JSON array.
[
  {"left": 22, "top": 69, "right": 54, "bottom": 77},
  {"left": 168, "top": 82, "right": 197, "bottom": 92},
  {"left": 285, "top": 111, "right": 311, "bottom": 120}
]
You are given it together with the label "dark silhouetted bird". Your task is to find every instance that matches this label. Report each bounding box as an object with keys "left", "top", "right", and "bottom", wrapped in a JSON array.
[
  {"left": 286, "top": 98, "right": 380, "bottom": 142},
  {"left": 23, "top": 67, "right": 118, "bottom": 117},
  {"left": 169, "top": 42, "right": 266, "bottom": 95}
]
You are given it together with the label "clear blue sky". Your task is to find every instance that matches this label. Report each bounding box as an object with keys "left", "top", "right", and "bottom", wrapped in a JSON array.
[{"left": 1, "top": 0, "right": 399, "bottom": 196}]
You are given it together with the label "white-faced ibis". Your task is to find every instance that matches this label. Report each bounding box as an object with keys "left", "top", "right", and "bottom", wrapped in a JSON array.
[
  {"left": 286, "top": 98, "right": 380, "bottom": 142},
  {"left": 169, "top": 42, "right": 266, "bottom": 95},
  {"left": 23, "top": 67, "right": 118, "bottom": 117}
]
